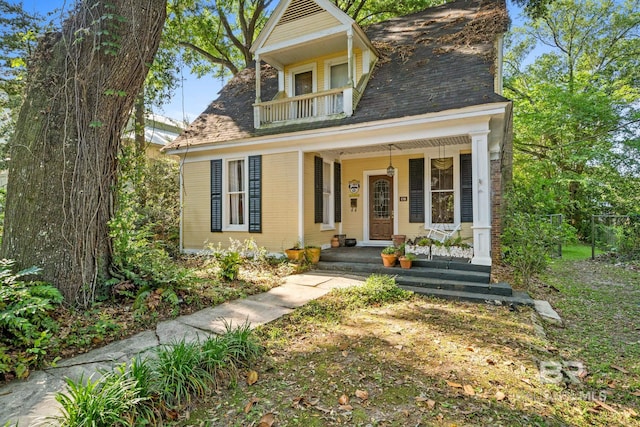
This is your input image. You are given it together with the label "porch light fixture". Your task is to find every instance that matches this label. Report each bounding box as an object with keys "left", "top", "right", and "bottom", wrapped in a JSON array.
[{"left": 386, "top": 145, "right": 394, "bottom": 177}]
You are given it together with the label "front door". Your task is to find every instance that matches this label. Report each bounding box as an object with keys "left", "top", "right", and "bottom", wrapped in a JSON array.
[{"left": 369, "top": 175, "right": 393, "bottom": 240}]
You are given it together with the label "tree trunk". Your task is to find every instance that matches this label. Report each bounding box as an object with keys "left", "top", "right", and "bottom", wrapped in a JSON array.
[{"left": 1, "top": 0, "right": 167, "bottom": 307}]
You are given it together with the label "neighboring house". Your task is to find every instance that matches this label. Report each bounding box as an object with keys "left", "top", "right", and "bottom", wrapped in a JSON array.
[
  {"left": 164, "top": 0, "right": 513, "bottom": 267},
  {"left": 123, "top": 113, "right": 186, "bottom": 159}
]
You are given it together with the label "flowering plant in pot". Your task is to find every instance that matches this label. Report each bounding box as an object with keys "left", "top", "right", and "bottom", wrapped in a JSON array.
[
  {"left": 399, "top": 253, "right": 416, "bottom": 269},
  {"left": 381, "top": 245, "right": 398, "bottom": 267}
]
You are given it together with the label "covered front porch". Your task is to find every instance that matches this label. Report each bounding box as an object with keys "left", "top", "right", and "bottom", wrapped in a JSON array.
[{"left": 300, "top": 122, "right": 499, "bottom": 266}]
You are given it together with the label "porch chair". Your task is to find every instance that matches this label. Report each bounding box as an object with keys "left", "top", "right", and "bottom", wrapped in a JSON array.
[{"left": 424, "top": 223, "right": 461, "bottom": 243}]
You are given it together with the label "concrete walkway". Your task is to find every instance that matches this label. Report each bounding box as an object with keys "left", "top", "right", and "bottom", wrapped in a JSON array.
[{"left": 0, "top": 274, "right": 364, "bottom": 427}]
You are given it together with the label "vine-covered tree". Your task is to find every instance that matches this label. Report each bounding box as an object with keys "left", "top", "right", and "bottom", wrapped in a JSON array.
[
  {"left": 1, "top": 0, "right": 167, "bottom": 306},
  {"left": 504, "top": 0, "right": 640, "bottom": 234}
]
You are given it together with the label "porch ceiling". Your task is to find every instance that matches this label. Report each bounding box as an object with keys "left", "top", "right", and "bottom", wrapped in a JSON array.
[{"left": 321, "top": 135, "right": 470, "bottom": 158}]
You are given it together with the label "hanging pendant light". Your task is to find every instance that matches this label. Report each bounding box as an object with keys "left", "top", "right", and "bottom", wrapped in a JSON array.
[{"left": 386, "top": 145, "right": 394, "bottom": 177}]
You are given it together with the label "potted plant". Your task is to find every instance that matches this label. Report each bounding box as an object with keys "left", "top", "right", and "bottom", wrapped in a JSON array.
[
  {"left": 305, "top": 245, "right": 321, "bottom": 264},
  {"left": 285, "top": 241, "right": 305, "bottom": 262},
  {"left": 381, "top": 245, "right": 398, "bottom": 267},
  {"left": 399, "top": 253, "right": 416, "bottom": 269}
]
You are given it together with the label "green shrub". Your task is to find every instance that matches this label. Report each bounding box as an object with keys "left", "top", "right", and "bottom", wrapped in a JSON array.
[
  {"left": 502, "top": 212, "right": 573, "bottom": 286},
  {"left": 617, "top": 215, "right": 640, "bottom": 260},
  {"left": 0, "top": 260, "right": 62, "bottom": 377}
]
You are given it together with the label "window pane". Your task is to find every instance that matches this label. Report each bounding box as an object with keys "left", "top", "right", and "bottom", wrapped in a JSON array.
[
  {"left": 322, "top": 161, "right": 331, "bottom": 224},
  {"left": 431, "top": 157, "right": 453, "bottom": 190},
  {"left": 431, "top": 191, "right": 454, "bottom": 223},
  {"left": 330, "top": 63, "right": 349, "bottom": 88},
  {"left": 228, "top": 159, "right": 245, "bottom": 225},
  {"left": 373, "top": 179, "right": 390, "bottom": 219},
  {"left": 294, "top": 71, "right": 313, "bottom": 95},
  {"left": 229, "top": 194, "right": 245, "bottom": 225},
  {"left": 228, "top": 160, "right": 244, "bottom": 192}
]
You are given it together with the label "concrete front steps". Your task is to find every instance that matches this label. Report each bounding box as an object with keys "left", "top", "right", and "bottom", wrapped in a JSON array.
[{"left": 315, "top": 247, "right": 534, "bottom": 306}]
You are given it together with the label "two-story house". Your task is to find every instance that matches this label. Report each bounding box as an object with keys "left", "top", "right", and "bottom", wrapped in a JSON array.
[{"left": 164, "top": 0, "right": 512, "bottom": 267}]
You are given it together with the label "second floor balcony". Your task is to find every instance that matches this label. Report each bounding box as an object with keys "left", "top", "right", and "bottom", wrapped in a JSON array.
[{"left": 254, "top": 84, "right": 366, "bottom": 128}]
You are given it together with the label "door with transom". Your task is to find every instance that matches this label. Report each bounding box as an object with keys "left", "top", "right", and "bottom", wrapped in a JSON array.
[{"left": 369, "top": 175, "right": 393, "bottom": 240}]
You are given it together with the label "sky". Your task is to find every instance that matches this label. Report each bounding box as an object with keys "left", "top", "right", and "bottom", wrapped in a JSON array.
[{"left": 18, "top": 0, "right": 531, "bottom": 124}]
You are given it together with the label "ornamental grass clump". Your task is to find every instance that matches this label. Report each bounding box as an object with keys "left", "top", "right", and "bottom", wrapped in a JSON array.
[{"left": 54, "top": 324, "right": 263, "bottom": 426}]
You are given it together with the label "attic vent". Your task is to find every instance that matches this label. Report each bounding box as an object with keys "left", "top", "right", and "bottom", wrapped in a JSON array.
[{"left": 279, "top": 0, "right": 324, "bottom": 25}]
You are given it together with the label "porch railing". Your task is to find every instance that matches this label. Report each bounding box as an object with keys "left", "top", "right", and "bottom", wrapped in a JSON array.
[{"left": 254, "top": 87, "right": 353, "bottom": 128}]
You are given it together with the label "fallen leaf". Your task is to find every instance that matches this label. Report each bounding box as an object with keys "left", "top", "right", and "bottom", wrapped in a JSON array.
[
  {"left": 244, "top": 397, "right": 260, "bottom": 413},
  {"left": 495, "top": 391, "right": 506, "bottom": 401},
  {"left": 611, "top": 365, "right": 629, "bottom": 374},
  {"left": 394, "top": 345, "right": 403, "bottom": 350},
  {"left": 466, "top": 346, "right": 475, "bottom": 352},
  {"left": 631, "top": 391, "right": 640, "bottom": 397},
  {"left": 257, "top": 412, "right": 275, "bottom": 427},
  {"left": 446, "top": 381, "right": 463, "bottom": 389},
  {"left": 594, "top": 399, "right": 617, "bottom": 413},
  {"left": 338, "top": 394, "right": 349, "bottom": 405},
  {"left": 486, "top": 358, "right": 496, "bottom": 365},
  {"left": 578, "top": 369, "right": 589, "bottom": 379},
  {"left": 463, "top": 384, "right": 475, "bottom": 396},
  {"left": 246, "top": 370, "right": 259, "bottom": 385},
  {"left": 415, "top": 396, "right": 428, "bottom": 402},
  {"left": 355, "top": 389, "right": 369, "bottom": 401},
  {"left": 426, "top": 399, "right": 436, "bottom": 409},
  {"left": 339, "top": 404, "right": 353, "bottom": 411},
  {"left": 607, "top": 381, "right": 616, "bottom": 389}
]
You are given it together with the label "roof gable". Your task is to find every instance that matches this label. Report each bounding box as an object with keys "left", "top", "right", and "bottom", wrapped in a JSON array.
[{"left": 251, "top": 0, "right": 354, "bottom": 55}]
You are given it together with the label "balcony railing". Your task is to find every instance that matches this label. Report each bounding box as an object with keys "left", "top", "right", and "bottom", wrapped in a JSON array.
[{"left": 254, "top": 87, "right": 353, "bottom": 128}]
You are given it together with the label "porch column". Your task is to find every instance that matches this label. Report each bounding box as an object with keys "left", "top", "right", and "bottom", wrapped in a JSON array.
[
  {"left": 254, "top": 55, "right": 261, "bottom": 129},
  {"left": 347, "top": 30, "right": 354, "bottom": 87},
  {"left": 469, "top": 130, "right": 492, "bottom": 266},
  {"left": 255, "top": 54, "right": 261, "bottom": 102}
]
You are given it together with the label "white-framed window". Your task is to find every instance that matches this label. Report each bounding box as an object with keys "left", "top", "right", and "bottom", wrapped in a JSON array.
[
  {"left": 324, "top": 56, "right": 354, "bottom": 114},
  {"left": 321, "top": 158, "right": 335, "bottom": 229},
  {"left": 288, "top": 64, "right": 317, "bottom": 119},
  {"left": 430, "top": 157, "right": 454, "bottom": 224},
  {"left": 225, "top": 158, "right": 247, "bottom": 230}
]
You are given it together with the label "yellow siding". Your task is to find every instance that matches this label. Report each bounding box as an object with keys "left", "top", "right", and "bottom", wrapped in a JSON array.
[
  {"left": 265, "top": 12, "right": 340, "bottom": 47},
  {"left": 302, "top": 153, "right": 338, "bottom": 248},
  {"left": 181, "top": 152, "right": 300, "bottom": 253}
]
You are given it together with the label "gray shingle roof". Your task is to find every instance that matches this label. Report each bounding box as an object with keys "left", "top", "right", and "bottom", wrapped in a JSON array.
[{"left": 167, "top": 0, "right": 509, "bottom": 150}]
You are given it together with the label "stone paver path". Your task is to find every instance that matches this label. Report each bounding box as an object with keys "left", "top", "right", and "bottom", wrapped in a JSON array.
[{"left": 0, "top": 274, "right": 363, "bottom": 427}]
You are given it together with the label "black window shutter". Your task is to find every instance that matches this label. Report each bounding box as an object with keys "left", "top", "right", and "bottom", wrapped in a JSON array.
[
  {"left": 460, "top": 153, "right": 473, "bottom": 222},
  {"left": 210, "top": 159, "right": 223, "bottom": 232},
  {"left": 248, "top": 155, "right": 262, "bottom": 233},
  {"left": 334, "top": 162, "right": 341, "bottom": 223},
  {"left": 314, "top": 156, "right": 323, "bottom": 223},
  {"left": 409, "top": 158, "right": 425, "bottom": 223}
]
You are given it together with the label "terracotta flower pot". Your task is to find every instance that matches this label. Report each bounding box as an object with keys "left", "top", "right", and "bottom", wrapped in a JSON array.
[
  {"left": 381, "top": 253, "right": 397, "bottom": 267},
  {"left": 399, "top": 257, "right": 413, "bottom": 269}
]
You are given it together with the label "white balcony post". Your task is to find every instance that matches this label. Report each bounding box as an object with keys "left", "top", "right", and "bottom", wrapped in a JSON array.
[
  {"left": 469, "top": 130, "right": 492, "bottom": 266},
  {"left": 343, "top": 87, "right": 353, "bottom": 116},
  {"left": 347, "top": 30, "right": 354, "bottom": 87},
  {"left": 255, "top": 54, "right": 261, "bottom": 103}
]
